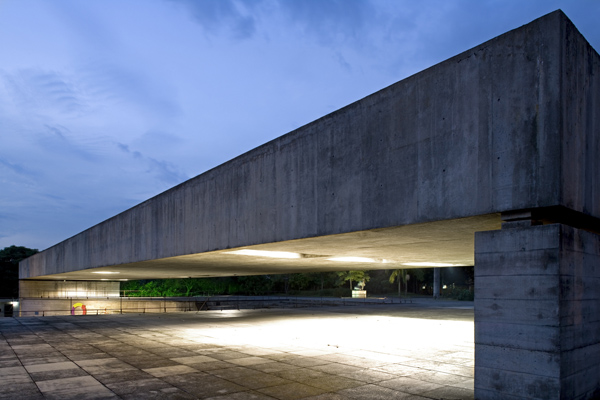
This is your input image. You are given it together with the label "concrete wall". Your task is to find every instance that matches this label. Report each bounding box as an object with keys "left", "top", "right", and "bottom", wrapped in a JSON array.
[
  {"left": 561, "top": 19, "right": 600, "bottom": 218},
  {"left": 19, "top": 280, "right": 120, "bottom": 299},
  {"left": 20, "top": 11, "right": 600, "bottom": 278},
  {"left": 474, "top": 224, "right": 600, "bottom": 400},
  {"left": 18, "top": 297, "right": 197, "bottom": 317}
]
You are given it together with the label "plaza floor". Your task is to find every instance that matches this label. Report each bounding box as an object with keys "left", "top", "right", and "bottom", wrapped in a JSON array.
[{"left": 0, "top": 300, "right": 474, "bottom": 400}]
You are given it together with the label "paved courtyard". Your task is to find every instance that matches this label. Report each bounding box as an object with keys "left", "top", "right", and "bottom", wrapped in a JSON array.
[{"left": 0, "top": 301, "right": 474, "bottom": 399}]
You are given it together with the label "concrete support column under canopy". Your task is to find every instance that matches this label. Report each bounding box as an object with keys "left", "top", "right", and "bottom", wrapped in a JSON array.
[
  {"left": 433, "top": 268, "right": 441, "bottom": 299},
  {"left": 474, "top": 224, "right": 600, "bottom": 399}
]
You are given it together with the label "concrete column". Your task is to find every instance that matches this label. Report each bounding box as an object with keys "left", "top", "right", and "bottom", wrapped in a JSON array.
[
  {"left": 474, "top": 224, "right": 600, "bottom": 399},
  {"left": 433, "top": 267, "right": 440, "bottom": 299}
]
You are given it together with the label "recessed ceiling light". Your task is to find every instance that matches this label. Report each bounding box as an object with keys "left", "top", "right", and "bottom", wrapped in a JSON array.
[
  {"left": 402, "top": 262, "right": 463, "bottom": 267},
  {"left": 91, "top": 271, "right": 120, "bottom": 274},
  {"left": 327, "top": 257, "right": 376, "bottom": 263},
  {"left": 225, "top": 250, "right": 301, "bottom": 259}
]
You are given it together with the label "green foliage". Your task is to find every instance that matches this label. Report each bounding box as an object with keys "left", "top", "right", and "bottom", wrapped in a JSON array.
[
  {"left": 119, "top": 268, "right": 443, "bottom": 299},
  {"left": 389, "top": 268, "right": 426, "bottom": 284},
  {"left": 389, "top": 268, "right": 426, "bottom": 296},
  {"left": 332, "top": 287, "right": 350, "bottom": 297},
  {"left": 0, "top": 245, "right": 38, "bottom": 298},
  {"left": 234, "top": 275, "right": 274, "bottom": 295},
  {"left": 267, "top": 272, "right": 336, "bottom": 294},
  {"left": 121, "top": 277, "right": 232, "bottom": 297},
  {"left": 336, "top": 270, "right": 370, "bottom": 290},
  {"left": 388, "top": 269, "right": 404, "bottom": 295},
  {"left": 288, "top": 273, "right": 313, "bottom": 291},
  {"left": 359, "top": 270, "right": 395, "bottom": 294},
  {"left": 0, "top": 245, "right": 38, "bottom": 263},
  {"left": 444, "top": 287, "right": 474, "bottom": 301},
  {"left": 268, "top": 274, "right": 290, "bottom": 294}
]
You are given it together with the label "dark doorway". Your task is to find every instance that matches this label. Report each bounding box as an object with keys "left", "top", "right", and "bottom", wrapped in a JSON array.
[{"left": 4, "top": 304, "right": 13, "bottom": 317}]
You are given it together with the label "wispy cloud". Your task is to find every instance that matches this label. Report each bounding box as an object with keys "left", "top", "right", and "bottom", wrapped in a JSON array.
[
  {"left": 117, "top": 142, "right": 188, "bottom": 186},
  {"left": 1, "top": 0, "right": 598, "bottom": 251},
  {"left": 168, "top": 0, "right": 261, "bottom": 40},
  {"left": 0, "top": 158, "right": 36, "bottom": 178},
  {"left": 278, "top": 0, "right": 377, "bottom": 46},
  {"left": 1, "top": 69, "right": 87, "bottom": 118}
]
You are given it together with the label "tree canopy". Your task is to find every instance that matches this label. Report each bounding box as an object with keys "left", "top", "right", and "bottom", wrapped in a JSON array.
[
  {"left": 0, "top": 245, "right": 38, "bottom": 298},
  {"left": 336, "top": 270, "right": 370, "bottom": 290}
]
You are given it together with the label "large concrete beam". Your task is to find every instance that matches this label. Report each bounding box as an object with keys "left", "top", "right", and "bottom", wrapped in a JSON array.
[{"left": 20, "top": 10, "right": 600, "bottom": 280}]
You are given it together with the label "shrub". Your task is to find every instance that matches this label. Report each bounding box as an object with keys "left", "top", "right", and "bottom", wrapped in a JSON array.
[
  {"left": 444, "top": 287, "right": 474, "bottom": 301},
  {"left": 333, "top": 287, "right": 350, "bottom": 297}
]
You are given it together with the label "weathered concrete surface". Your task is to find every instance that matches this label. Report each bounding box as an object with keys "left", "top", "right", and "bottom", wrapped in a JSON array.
[
  {"left": 19, "top": 297, "right": 193, "bottom": 317},
  {"left": 18, "top": 280, "right": 120, "bottom": 299},
  {"left": 474, "top": 224, "right": 600, "bottom": 400},
  {"left": 20, "top": 214, "right": 499, "bottom": 280},
  {"left": 20, "top": 11, "right": 600, "bottom": 281}
]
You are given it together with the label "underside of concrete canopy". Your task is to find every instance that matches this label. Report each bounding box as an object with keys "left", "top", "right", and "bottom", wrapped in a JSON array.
[
  {"left": 20, "top": 214, "right": 500, "bottom": 280},
  {"left": 18, "top": 10, "right": 600, "bottom": 398}
]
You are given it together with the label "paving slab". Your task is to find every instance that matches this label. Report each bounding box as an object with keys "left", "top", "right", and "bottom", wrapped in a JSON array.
[
  {"left": 28, "top": 367, "right": 90, "bottom": 382},
  {"left": 76, "top": 357, "right": 138, "bottom": 374},
  {"left": 163, "top": 373, "right": 247, "bottom": 397},
  {"left": 143, "top": 364, "right": 199, "bottom": 377},
  {"left": 171, "top": 355, "right": 220, "bottom": 365},
  {"left": 35, "top": 375, "right": 104, "bottom": 393},
  {"left": 25, "top": 361, "right": 79, "bottom": 372},
  {"left": 258, "top": 382, "right": 329, "bottom": 400},
  {"left": 204, "top": 392, "right": 278, "bottom": 400},
  {"left": 0, "top": 365, "right": 28, "bottom": 375},
  {"left": 228, "top": 356, "right": 275, "bottom": 366},
  {"left": 0, "top": 382, "right": 43, "bottom": 400},
  {"left": 105, "top": 377, "right": 175, "bottom": 396},
  {"left": 0, "top": 373, "right": 34, "bottom": 385},
  {"left": 41, "top": 385, "right": 119, "bottom": 400},
  {"left": 378, "top": 376, "right": 445, "bottom": 395}
]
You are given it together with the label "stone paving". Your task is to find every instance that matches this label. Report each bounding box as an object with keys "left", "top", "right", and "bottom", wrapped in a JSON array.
[{"left": 0, "top": 301, "right": 474, "bottom": 399}]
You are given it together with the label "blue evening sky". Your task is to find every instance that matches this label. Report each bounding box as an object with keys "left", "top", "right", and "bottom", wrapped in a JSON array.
[{"left": 1, "top": 0, "right": 598, "bottom": 250}]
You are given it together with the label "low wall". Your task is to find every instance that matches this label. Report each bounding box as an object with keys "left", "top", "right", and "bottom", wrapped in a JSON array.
[
  {"left": 19, "top": 297, "right": 199, "bottom": 316},
  {"left": 18, "top": 295, "right": 394, "bottom": 317},
  {"left": 19, "top": 280, "right": 120, "bottom": 298}
]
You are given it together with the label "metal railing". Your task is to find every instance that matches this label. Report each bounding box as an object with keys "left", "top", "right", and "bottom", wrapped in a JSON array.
[{"left": 17, "top": 294, "right": 408, "bottom": 317}]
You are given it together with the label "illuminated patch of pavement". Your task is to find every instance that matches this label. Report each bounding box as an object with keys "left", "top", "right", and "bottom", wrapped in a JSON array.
[{"left": 0, "top": 301, "right": 474, "bottom": 399}]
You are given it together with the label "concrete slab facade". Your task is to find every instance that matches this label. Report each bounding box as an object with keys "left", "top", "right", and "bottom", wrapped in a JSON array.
[
  {"left": 19, "top": 10, "right": 600, "bottom": 281},
  {"left": 16, "top": 10, "right": 600, "bottom": 400}
]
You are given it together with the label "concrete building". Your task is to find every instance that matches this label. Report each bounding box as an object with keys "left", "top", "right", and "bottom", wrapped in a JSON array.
[{"left": 19, "top": 10, "right": 600, "bottom": 399}]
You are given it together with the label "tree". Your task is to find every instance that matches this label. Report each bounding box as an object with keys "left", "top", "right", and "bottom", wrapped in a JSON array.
[
  {"left": 388, "top": 269, "right": 405, "bottom": 296},
  {"left": 235, "top": 275, "right": 274, "bottom": 295},
  {"left": 337, "top": 270, "right": 370, "bottom": 290},
  {"left": 389, "top": 268, "right": 426, "bottom": 296},
  {"left": 0, "top": 245, "right": 38, "bottom": 298},
  {"left": 180, "top": 278, "right": 197, "bottom": 297},
  {"left": 312, "top": 272, "right": 338, "bottom": 292}
]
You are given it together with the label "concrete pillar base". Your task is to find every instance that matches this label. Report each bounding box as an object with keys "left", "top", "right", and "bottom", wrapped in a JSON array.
[{"left": 474, "top": 224, "right": 600, "bottom": 399}]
